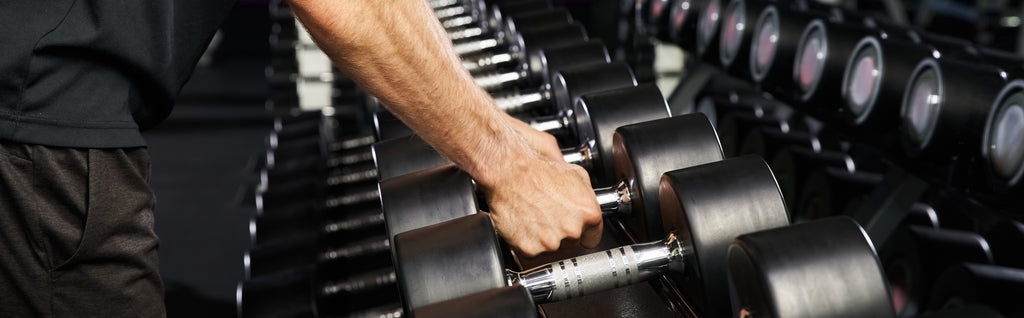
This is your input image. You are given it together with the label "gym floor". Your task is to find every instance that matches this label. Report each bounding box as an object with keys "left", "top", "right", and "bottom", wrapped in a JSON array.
[{"left": 143, "top": 4, "right": 273, "bottom": 316}]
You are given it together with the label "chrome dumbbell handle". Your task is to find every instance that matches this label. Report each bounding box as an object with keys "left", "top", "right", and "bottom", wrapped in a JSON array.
[
  {"left": 527, "top": 114, "right": 569, "bottom": 134},
  {"left": 507, "top": 234, "right": 686, "bottom": 303},
  {"left": 434, "top": 5, "right": 467, "bottom": 19},
  {"left": 494, "top": 89, "right": 549, "bottom": 113},
  {"left": 325, "top": 187, "right": 381, "bottom": 208},
  {"left": 442, "top": 15, "right": 478, "bottom": 29},
  {"left": 561, "top": 143, "right": 594, "bottom": 168},
  {"left": 464, "top": 52, "right": 515, "bottom": 73},
  {"left": 453, "top": 37, "right": 503, "bottom": 55},
  {"left": 346, "top": 304, "right": 404, "bottom": 318},
  {"left": 594, "top": 180, "right": 631, "bottom": 216},
  {"left": 321, "top": 268, "right": 397, "bottom": 295},
  {"left": 428, "top": 0, "right": 460, "bottom": 10},
  {"left": 325, "top": 164, "right": 380, "bottom": 186},
  {"left": 331, "top": 135, "right": 378, "bottom": 152},
  {"left": 450, "top": 26, "right": 487, "bottom": 41},
  {"left": 319, "top": 236, "right": 391, "bottom": 261},
  {"left": 325, "top": 149, "right": 376, "bottom": 168},
  {"left": 474, "top": 69, "right": 527, "bottom": 90},
  {"left": 322, "top": 211, "right": 386, "bottom": 234}
]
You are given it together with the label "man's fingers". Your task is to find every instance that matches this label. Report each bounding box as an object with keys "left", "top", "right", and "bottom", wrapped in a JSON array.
[{"left": 580, "top": 218, "right": 603, "bottom": 249}]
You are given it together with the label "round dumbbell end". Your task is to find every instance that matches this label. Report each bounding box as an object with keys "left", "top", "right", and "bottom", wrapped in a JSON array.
[
  {"left": 795, "top": 26, "right": 825, "bottom": 96},
  {"left": 552, "top": 61, "right": 637, "bottom": 114},
  {"left": 393, "top": 213, "right": 505, "bottom": 310},
  {"left": 843, "top": 39, "right": 882, "bottom": 121},
  {"left": 719, "top": 0, "right": 744, "bottom": 66},
  {"left": 573, "top": 84, "right": 671, "bottom": 186},
  {"left": 986, "top": 87, "right": 1024, "bottom": 183},
  {"left": 901, "top": 62, "right": 942, "bottom": 150},
  {"left": 669, "top": 0, "right": 694, "bottom": 42},
  {"left": 379, "top": 164, "right": 477, "bottom": 243},
  {"left": 697, "top": 0, "right": 721, "bottom": 54},
  {"left": 728, "top": 217, "right": 895, "bottom": 318},
  {"left": 659, "top": 155, "right": 790, "bottom": 317},
  {"left": 750, "top": 8, "right": 778, "bottom": 79}
]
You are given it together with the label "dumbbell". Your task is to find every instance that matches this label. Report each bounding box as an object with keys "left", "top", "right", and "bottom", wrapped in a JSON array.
[
  {"left": 836, "top": 35, "right": 934, "bottom": 136},
  {"left": 458, "top": 11, "right": 582, "bottom": 73},
  {"left": 455, "top": 12, "right": 582, "bottom": 72},
  {"left": 736, "top": 122, "right": 825, "bottom": 161},
  {"left": 665, "top": 0, "right": 707, "bottom": 52},
  {"left": 489, "top": 57, "right": 640, "bottom": 119},
  {"left": 726, "top": 216, "right": 896, "bottom": 318},
  {"left": 746, "top": 5, "right": 819, "bottom": 96},
  {"left": 238, "top": 265, "right": 400, "bottom": 318},
  {"left": 449, "top": 3, "right": 577, "bottom": 57},
  {"left": 927, "top": 262, "right": 1024, "bottom": 316},
  {"left": 789, "top": 18, "right": 888, "bottom": 117},
  {"left": 472, "top": 38, "right": 611, "bottom": 93},
  {"left": 796, "top": 165, "right": 883, "bottom": 221},
  {"left": 716, "top": 0, "right": 776, "bottom": 81},
  {"left": 260, "top": 105, "right": 411, "bottom": 174},
  {"left": 246, "top": 86, "right": 672, "bottom": 278},
  {"left": 439, "top": 0, "right": 549, "bottom": 36},
  {"left": 641, "top": 0, "right": 674, "bottom": 41},
  {"left": 768, "top": 146, "right": 861, "bottom": 220},
  {"left": 391, "top": 156, "right": 801, "bottom": 317},
  {"left": 379, "top": 113, "right": 724, "bottom": 246},
  {"left": 694, "top": 0, "right": 725, "bottom": 62},
  {"left": 879, "top": 223, "right": 994, "bottom": 317},
  {"left": 840, "top": 32, "right": 1022, "bottom": 148},
  {"left": 256, "top": 104, "right": 407, "bottom": 181},
  {"left": 245, "top": 207, "right": 391, "bottom": 277},
  {"left": 240, "top": 274, "right": 537, "bottom": 318},
  {"left": 701, "top": 92, "right": 801, "bottom": 157},
  {"left": 973, "top": 79, "right": 1024, "bottom": 204},
  {"left": 897, "top": 58, "right": 1009, "bottom": 185}
]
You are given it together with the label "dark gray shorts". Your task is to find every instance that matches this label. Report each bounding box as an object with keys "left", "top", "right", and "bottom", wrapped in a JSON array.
[{"left": 0, "top": 140, "right": 165, "bottom": 317}]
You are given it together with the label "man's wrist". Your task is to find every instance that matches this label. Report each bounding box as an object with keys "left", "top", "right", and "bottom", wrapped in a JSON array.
[{"left": 463, "top": 116, "right": 536, "bottom": 191}]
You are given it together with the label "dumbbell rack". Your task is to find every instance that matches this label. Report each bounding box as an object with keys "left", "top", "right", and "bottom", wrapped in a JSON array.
[
  {"left": 241, "top": 0, "right": 1024, "bottom": 317},
  {"left": 634, "top": 0, "right": 1024, "bottom": 316}
]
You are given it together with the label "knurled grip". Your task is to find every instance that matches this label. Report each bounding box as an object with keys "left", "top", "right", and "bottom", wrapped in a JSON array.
[
  {"left": 552, "top": 246, "right": 644, "bottom": 301},
  {"left": 512, "top": 234, "right": 684, "bottom": 303}
]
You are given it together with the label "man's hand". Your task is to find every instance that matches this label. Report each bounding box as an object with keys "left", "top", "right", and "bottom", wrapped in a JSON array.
[{"left": 479, "top": 147, "right": 604, "bottom": 257}]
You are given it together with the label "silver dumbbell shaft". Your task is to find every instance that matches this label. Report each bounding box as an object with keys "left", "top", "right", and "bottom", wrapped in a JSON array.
[{"left": 507, "top": 233, "right": 686, "bottom": 303}]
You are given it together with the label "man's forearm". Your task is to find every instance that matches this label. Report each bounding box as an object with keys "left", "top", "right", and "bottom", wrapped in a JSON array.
[{"left": 287, "top": 0, "right": 527, "bottom": 187}]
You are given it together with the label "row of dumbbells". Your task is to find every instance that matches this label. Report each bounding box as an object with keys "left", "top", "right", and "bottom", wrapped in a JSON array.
[
  {"left": 630, "top": 0, "right": 1024, "bottom": 316},
  {"left": 247, "top": 75, "right": 898, "bottom": 318},
  {"left": 635, "top": 0, "right": 1024, "bottom": 209},
  {"left": 243, "top": 0, "right": 1019, "bottom": 318},
  {"left": 693, "top": 74, "right": 1024, "bottom": 317}
]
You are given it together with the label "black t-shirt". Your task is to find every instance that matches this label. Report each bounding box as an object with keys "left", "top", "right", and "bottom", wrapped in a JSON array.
[{"left": 0, "top": 0, "right": 236, "bottom": 148}]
